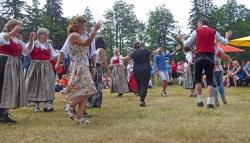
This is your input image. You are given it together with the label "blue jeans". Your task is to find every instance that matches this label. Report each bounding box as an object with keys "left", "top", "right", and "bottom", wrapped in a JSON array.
[{"left": 213, "top": 71, "right": 225, "bottom": 102}]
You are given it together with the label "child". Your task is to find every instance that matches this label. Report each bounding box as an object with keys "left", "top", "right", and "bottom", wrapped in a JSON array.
[{"left": 102, "top": 73, "right": 110, "bottom": 89}]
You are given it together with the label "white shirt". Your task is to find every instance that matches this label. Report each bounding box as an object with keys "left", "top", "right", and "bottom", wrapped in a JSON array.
[
  {"left": 185, "top": 51, "right": 193, "bottom": 64},
  {"left": 60, "top": 32, "right": 96, "bottom": 59},
  {"left": 214, "top": 47, "right": 224, "bottom": 71},
  {"left": 0, "top": 32, "right": 29, "bottom": 56},
  {"left": 95, "top": 48, "right": 101, "bottom": 64},
  {"left": 27, "top": 40, "right": 58, "bottom": 60},
  {"left": 184, "top": 25, "right": 228, "bottom": 48}
]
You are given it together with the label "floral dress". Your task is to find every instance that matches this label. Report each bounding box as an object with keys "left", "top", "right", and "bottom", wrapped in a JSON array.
[{"left": 62, "top": 44, "right": 97, "bottom": 99}]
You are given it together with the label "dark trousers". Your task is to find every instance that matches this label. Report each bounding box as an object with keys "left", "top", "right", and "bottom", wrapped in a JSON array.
[
  {"left": 194, "top": 53, "right": 214, "bottom": 86},
  {"left": 89, "top": 64, "right": 102, "bottom": 107},
  {"left": 0, "top": 108, "right": 6, "bottom": 116},
  {"left": 134, "top": 69, "right": 151, "bottom": 102}
]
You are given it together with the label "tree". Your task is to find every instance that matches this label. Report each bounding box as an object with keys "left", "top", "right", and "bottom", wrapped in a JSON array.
[
  {"left": 188, "top": 0, "right": 214, "bottom": 31},
  {"left": 102, "top": 0, "right": 140, "bottom": 57},
  {"left": 44, "top": 0, "right": 63, "bottom": 23},
  {"left": 214, "top": 0, "right": 250, "bottom": 38},
  {"left": 24, "top": 0, "right": 42, "bottom": 33},
  {"left": 42, "top": 0, "right": 67, "bottom": 49},
  {"left": 83, "top": 7, "right": 94, "bottom": 32},
  {"left": 0, "top": 0, "right": 28, "bottom": 19},
  {"left": 146, "top": 5, "right": 176, "bottom": 50}
]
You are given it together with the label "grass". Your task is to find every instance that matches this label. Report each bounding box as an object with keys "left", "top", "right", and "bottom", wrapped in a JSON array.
[{"left": 0, "top": 86, "right": 250, "bottom": 143}]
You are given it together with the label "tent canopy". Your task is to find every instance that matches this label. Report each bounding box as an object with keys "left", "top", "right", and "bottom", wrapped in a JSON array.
[
  {"left": 217, "top": 44, "right": 245, "bottom": 53},
  {"left": 229, "top": 36, "right": 250, "bottom": 47}
]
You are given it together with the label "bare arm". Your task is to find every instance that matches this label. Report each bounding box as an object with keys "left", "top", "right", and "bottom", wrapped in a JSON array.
[
  {"left": 170, "top": 44, "right": 182, "bottom": 56},
  {"left": 3, "top": 25, "right": 22, "bottom": 42},
  {"left": 233, "top": 67, "right": 241, "bottom": 75},
  {"left": 99, "top": 49, "right": 110, "bottom": 73},
  {"left": 221, "top": 51, "right": 233, "bottom": 63},
  {"left": 55, "top": 52, "right": 64, "bottom": 70},
  {"left": 70, "top": 21, "right": 103, "bottom": 46},
  {"left": 26, "top": 32, "right": 36, "bottom": 51},
  {"left": 121, "top": 55, "right": 131, "bottom": 62},
  {"left": 151, "top": 48, "right": 161, "bottom": 55}
]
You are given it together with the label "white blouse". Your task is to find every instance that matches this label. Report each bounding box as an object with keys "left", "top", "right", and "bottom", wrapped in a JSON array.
[
  {"left": 27, "top": 40, "right": 57, "bottom": 60},
  {"left": 0, "top": 32, "right": 29, "bottom": 56}
]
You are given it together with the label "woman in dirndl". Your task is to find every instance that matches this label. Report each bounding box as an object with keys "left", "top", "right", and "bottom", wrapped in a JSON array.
[
  {"left": 183, "top": 47, "right": 196, "bottom": 97},
  {"left": 25, "top": 28, "right": 57, "bottom": 112},
  {"left": 110, "top": 48, "right": 129, "bottom": 97},
  {"left": 0, "top": 19, "right": 32, "bottom": 123}
]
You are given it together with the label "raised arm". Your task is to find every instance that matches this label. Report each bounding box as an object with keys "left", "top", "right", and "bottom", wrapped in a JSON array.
[
  {"left": 3, "top": 25, "right": 22, "bottom": 42},
  {"left": 215, "top": 30, "right": 232, "bottom": 45},
  {"left": 70, "top": 21, "right": 103, "bottom": 46},
  {"left": 26, "top": 32, "right": 36, "bottom": 51},
  {"left": 221, "top": 51, "right": 233, "bottom": 64},
  {"left": 177, "top": 31, "right": 197, "bottom": 48},
  {"left": 99, "top": 49, "right": 110, "bottom": 74},
  {"left": 170, "top": 44, "right": 182, "bottom": 56},
  {"left": 121, "top": 55, "right": 131, "bottom": 62}
]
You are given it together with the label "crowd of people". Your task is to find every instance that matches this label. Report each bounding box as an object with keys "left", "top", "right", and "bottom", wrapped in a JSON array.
[{"left": 0, "top": 17, "right": 249, "bottom": 125}]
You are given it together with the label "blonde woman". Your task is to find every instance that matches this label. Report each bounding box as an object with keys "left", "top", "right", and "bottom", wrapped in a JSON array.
[
  {"left": 110, "top": 48, "right": 129, "bottom": 97},
  {"left": 56, "top": 16, "right": 102, "bottom": 124},
  {"left": 0, "top": 19, "right": 33, "bottom": 123}
]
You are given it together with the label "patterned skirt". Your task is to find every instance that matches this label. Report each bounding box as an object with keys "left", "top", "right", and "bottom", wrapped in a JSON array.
[
  {"left": 25, "top": 60, "right": 55, "bottom": 102},
  {"left": 62, "top": 61, "right": 97, "bottom": 99},
  {"left": 183, "top": 64, "right": 194, "bottom": 89},
  {"left": 110, "top": 66, "right": 129, "bottom": 93},
  {"left": 0, "top": 54, "right": 26, "bottom": 108}
]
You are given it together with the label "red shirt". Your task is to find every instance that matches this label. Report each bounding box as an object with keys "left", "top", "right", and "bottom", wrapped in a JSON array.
[{"left": 171, "top": 63, "right": 177, "bottom": 73}]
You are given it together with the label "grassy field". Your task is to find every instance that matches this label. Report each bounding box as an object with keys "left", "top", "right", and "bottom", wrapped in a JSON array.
[{"left": 0, "top": 86, "right": 250, "bottom": 143}]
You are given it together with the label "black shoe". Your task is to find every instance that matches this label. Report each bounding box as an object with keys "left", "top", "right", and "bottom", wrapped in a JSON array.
[
  {"left": 222, "top": 99, "right": 228, "bottom": 104},
  {"left": 215, "top": 101, "right": 219, "bottom": 107},
  {"left": 197, "top": 102, "right": 204, "bottom": 107},
  {"left": 83, "top": 111, "right": 92, "bottom": 118},
  {"left": 207, "top": 104, "right": 215, "bottom": 108},
  {"left": 139, "top": 102, "right": 146, "bottom": 107},
  {"left": 116, "top": 94, "right": 123, "bottom": 97},
  {"left": 43, "top": 107, "right": 54, "bottom": 112},
  {"left": 92, "top": 105, "right": 101, "bottom": 108},
  {"left": 0, "top": 113, "right": 17, "bottom": 123}
]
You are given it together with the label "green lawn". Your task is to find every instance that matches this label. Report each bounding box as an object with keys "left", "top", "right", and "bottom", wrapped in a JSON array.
[{"left": 0, "top": 86, "right": 250, "bottom": 143}]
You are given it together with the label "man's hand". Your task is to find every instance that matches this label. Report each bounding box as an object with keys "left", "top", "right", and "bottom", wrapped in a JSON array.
[{"left": 225, "top": 30, "right": 232, "bottom": 40}]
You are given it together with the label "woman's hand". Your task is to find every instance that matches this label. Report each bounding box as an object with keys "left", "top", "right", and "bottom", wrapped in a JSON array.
[
  {"left": 29, "top": 32, "right": 36, "bottom": 41},
  {"left": 11, "top": 25, "right": 22, "bottom": 35},
  {"left": 93, "top": 21, "right": 104, "bottom": 33}
]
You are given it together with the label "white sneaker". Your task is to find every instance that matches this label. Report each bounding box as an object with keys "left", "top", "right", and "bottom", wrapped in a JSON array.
[
  {"left": 76, "top": 118, "right": 91, "bottom": 125},
  {"left": 34, "top": 108, "right": 40, "bottom": 112},
  {"left": 161, "top": 91, "right": 168, "bottom": 97},
  {"left": 64, "top": 104, "right": 70, "bottom": 112},
  {"left": 67, "top": 111, "right": 75, "bottom": 120}
]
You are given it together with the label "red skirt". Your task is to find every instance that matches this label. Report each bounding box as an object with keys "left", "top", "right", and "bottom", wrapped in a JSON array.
[{"left": 128, "top": 73, "right": 137, "bottom": 93}]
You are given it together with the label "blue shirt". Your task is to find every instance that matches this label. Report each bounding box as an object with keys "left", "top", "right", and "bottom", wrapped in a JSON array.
[{"left": 155, "top": 53, "right": 171, "bottom": 71}]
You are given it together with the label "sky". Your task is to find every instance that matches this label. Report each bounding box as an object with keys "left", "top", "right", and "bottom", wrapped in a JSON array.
[{"left": 27, "top": 0, "right": 250, "bottom": 33}]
